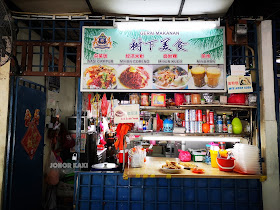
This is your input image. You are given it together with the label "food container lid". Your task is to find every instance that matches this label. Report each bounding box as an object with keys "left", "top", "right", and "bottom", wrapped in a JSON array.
[
  {"left": 210, "top": 145, "right": 220, "bottom": 151},
  {"left": 141, "top": 93, "right": 150, "bottom": 95},
  {"left": 92, "top": 162, "right": 118, "bottom": 169},
  {"left": 209, "top": 142, "right": 219, "bottom": 146},
  {"left": 163, "top": 118, "right": 173, "bottom": 124},
  {"left": 192, "top": 151, "right": 206, "bottom": 156}
]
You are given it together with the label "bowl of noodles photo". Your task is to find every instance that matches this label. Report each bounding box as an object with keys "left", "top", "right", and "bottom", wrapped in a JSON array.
[
  {"left": 117, "top": 65, "right": 151, "bottom": 89},
  {"left": 153, "top": 65, "right": 190, "bottom": 89},
  {"left": 83, "top": 65, "right": 117, "bottom": 89}
]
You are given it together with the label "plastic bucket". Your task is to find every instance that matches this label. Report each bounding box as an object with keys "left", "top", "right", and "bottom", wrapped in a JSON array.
[
  {"left": 210, "top": 150, "right": 219, "bottom": 168},
  {"left": 118, "top": 150, "right": 128, "bottom": 163},
  {"left": 217, "top": 157, "right": 235, "bottom": 172}
]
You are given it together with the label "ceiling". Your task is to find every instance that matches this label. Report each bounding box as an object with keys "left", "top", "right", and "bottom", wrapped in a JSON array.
[
  {"left": 9, "top": 0, "right": 234, "bottom": 17},
  {"left": 7, "top": 0, "right": 280, "bottom": 20}
]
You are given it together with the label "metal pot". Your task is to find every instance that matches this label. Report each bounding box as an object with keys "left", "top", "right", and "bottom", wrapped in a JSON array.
[{"left": 92, "top": 162, "right": 118, "bottom": 169}]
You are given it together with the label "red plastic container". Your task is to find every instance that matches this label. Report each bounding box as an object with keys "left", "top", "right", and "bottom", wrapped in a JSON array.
[
  {"left": 174, "top": 93, "right": 185, "bottom": 106},
  {"left": 97, "top": 144, "right": 104, "bottom": 150},
  {"left": 118, "top": 150, "right": 128, "bottom": 163},
  {"left": 216, "top": 157, "right": 235, "bottom": 172},
  {"left": 227, "top": 94, "right": 247, "bottom": 105}
]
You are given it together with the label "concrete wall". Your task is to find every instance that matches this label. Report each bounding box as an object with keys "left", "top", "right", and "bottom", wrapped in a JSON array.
[
  {"left": 0, "top": 61, "right": 10, "bottom": 207},
  {"left": 258, "top": 20, "right": 280, "bottom": 210}
]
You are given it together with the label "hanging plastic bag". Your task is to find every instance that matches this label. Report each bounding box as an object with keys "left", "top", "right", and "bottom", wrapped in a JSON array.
[
  {"left": 178, "top": 149, "right": 191, "bottom": 162},
  {"left": 101, "top": 93, "right": 109, "bottom": 117},
  {"left": 128, "top": 146, "right": 146, "bottom": 168},
  {"left": 46, "top": 151, "right": 62, "bottom": 185}
]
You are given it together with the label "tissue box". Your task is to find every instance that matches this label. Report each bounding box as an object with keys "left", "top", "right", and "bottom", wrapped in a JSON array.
[{"left": 191, "top": 150, "right": 206, "bottom": 162}]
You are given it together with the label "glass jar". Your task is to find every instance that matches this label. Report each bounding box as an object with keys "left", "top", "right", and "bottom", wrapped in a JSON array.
[
  {"left": 191, "top": 94, "right": 201, "bottom": 104},
  {"left": 141, "top": 93, "right": 150, "bottom": 106},
  {"left": 129, "top": 93, "right": 140, "bottom": 104},
  {"left": 185, "top": 94, "right": 191, "bottom": 104}
]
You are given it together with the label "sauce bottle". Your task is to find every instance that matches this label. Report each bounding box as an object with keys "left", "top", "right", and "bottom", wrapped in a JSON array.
[{"left": 222, "top": 113, "right": 227, "bottom": 133}]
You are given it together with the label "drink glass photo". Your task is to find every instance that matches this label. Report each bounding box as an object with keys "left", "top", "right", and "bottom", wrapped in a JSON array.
[
  {"left": 206, "top": 67, "right": 221, "bottom": 88},
  {"left": 191, "top": 66, "right": 206, "bottom": 87}
]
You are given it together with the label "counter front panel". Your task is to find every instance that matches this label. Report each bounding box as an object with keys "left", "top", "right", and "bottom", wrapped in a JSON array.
[{"left": 75, "top": 172, "right": 263, "bottom": 210}]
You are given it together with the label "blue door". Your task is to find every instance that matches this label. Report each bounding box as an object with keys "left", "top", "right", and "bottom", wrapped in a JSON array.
[{"left": 8, "top": 78, "right": 46, "bottom": 210}]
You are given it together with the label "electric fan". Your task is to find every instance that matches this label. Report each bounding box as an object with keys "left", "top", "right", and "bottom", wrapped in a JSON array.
[{"left": 0, "top": 0, "right": 14, "bottom": 66}]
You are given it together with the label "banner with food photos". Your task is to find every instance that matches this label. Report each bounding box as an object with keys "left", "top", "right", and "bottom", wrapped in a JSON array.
[{"left": 81, "top": 26, "right": 226, "bottom": 92}]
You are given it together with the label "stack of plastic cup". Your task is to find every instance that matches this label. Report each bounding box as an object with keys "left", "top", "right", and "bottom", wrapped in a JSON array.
[{"left": 233, "top": 143, "right": 260, "bottom": 175}]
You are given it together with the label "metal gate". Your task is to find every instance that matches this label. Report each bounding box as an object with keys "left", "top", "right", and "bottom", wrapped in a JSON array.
[{"left": 4, "top": 77, "right": 46, "bottom": 210}]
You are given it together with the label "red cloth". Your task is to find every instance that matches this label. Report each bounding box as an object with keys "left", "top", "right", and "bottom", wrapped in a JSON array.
[
  {"left": 101, "top": 93, "right": 109, "bottom": 116},
  {"left": 87, "top": 94, "right": 91, "bottom": 111},
  {"left": 114, "top": 123, "right": 133, "bottom": 150},
  {"left": 156, "top": 114, "right": 163, "bottom": 131}
]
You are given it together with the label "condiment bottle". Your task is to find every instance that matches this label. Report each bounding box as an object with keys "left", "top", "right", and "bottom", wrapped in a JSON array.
[
  {"left": 191, "top": 94, "right": 201, "bottom": 104},
  {"left": 222, "top": 113, "right": 227, "bottom": 133},
  {"left": 185, "top": 94, "right": 191, "bottom": 104},
  {"left": 143, "top": 120, "right": 147, "bottom": 130}
]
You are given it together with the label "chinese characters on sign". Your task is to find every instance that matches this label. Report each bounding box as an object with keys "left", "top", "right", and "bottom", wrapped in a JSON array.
[
  {"left": 227, "top": 75, "right": 253, "bottom": 93},
  {"left": 114, "top": 104, "right": 140, "bottom": 124},
  {"left": 82, "top": 27, "right": 225, "bottom": 65}
]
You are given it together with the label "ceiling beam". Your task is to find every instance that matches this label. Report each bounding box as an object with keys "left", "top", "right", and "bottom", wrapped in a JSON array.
[
  {"left": 85, "top": 0, "right": 102, "bottom": 16},
  {"left": 178, "top": 0, "right": 186, "bottom": 17}
]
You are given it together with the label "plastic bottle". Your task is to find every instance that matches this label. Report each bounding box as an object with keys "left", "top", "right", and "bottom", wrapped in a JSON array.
[
  {"left": 222, "top": 113, "right": 227, "bottom": 133},
  {"left": 227, "top": 116, "right": 233, "bottom": 134},
  {"left": 217, "top": 116, "right": 223, "bottom": 133},
  {"left": 143, "top": 120, "right": 146, "bottom": 131}
]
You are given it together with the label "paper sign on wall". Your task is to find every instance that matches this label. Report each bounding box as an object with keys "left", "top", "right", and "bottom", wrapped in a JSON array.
[
  {"left": 227, "top": 75, "right": 253, "bottom": 93},
  {"left": 230, "top": 65, "right": 246, "bottom": 76},
  {"left": 114, "top": 104, "right": 140, "bottom": 124}
]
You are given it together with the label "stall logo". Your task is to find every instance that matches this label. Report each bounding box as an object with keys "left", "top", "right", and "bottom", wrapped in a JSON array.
[
  {"left": 50, "top": 162, "right": 88, "bottom": 169},
  {"left": 92, "top": 32, "right": 112, "bottom": 50}
]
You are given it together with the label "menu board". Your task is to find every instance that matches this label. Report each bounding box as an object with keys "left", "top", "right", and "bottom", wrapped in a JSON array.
[
  {"left": 81, "top": 26, "right": 226, "bottom": 92},
  {"left": 227, "top": 75, "right": 253, "bottom": 93},
  {"left": 114, "top": 104, "right": 140, "bottom": 124}
]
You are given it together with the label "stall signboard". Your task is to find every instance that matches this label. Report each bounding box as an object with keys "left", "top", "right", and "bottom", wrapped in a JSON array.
[
  {"left": 114, "top": 104, "right": 140, "bottom": 124},
  {"left": 81, "top": 25, "right": 226, "bottom": 92},
  {"left": 227, "top": 75, "right": 253, "bottom": 93}
]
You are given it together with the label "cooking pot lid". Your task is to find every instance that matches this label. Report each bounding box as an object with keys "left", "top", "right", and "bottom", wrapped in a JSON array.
[{"left": 92, "top": 162, "right": 118, "bottom": 169}]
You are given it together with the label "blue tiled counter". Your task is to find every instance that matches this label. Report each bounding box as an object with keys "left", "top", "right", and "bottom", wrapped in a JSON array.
[{"left": 74, "top": 172, "right": 262, "bottom": 210}]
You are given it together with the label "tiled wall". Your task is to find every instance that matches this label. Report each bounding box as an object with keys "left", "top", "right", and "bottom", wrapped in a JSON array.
[{"left": 75, "top": 173, "right": 262, "bottom": 210}]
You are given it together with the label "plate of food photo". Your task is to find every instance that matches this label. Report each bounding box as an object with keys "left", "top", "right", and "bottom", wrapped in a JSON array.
[
  {"left": 153, "top": 65, "right": 190, "bottom": 89},
  {"left": 117, "top": 65, "right": 152, "bottom": 89},
  {"left": 83, "top": 65, "right": 117, "bottom": 89}
]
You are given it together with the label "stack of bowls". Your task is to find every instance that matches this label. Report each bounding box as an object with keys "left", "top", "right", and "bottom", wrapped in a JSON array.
[{"left": 233, "top": 143, "right": 260, "bottom": 175}]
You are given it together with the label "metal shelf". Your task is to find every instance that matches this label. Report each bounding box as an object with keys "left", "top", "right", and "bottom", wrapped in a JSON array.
[
  {"left": 140, "top": 104, "right": 257, "bottom": 113},
  {"left": 128, "top": 131, "right": 248, "bottom": 137},
  {"left": 127, "top": 131, "right": 249, "bottom": 142}
]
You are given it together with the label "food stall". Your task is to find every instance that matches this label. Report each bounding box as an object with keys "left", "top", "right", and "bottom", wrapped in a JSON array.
[{"left": 74, "top": 21, "right": 263, "bottom": 209}]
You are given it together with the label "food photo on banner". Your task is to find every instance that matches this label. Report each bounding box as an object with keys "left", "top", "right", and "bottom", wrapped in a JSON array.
[{"left": 81, "top": 23, "right": 226, "bottom": 92}]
